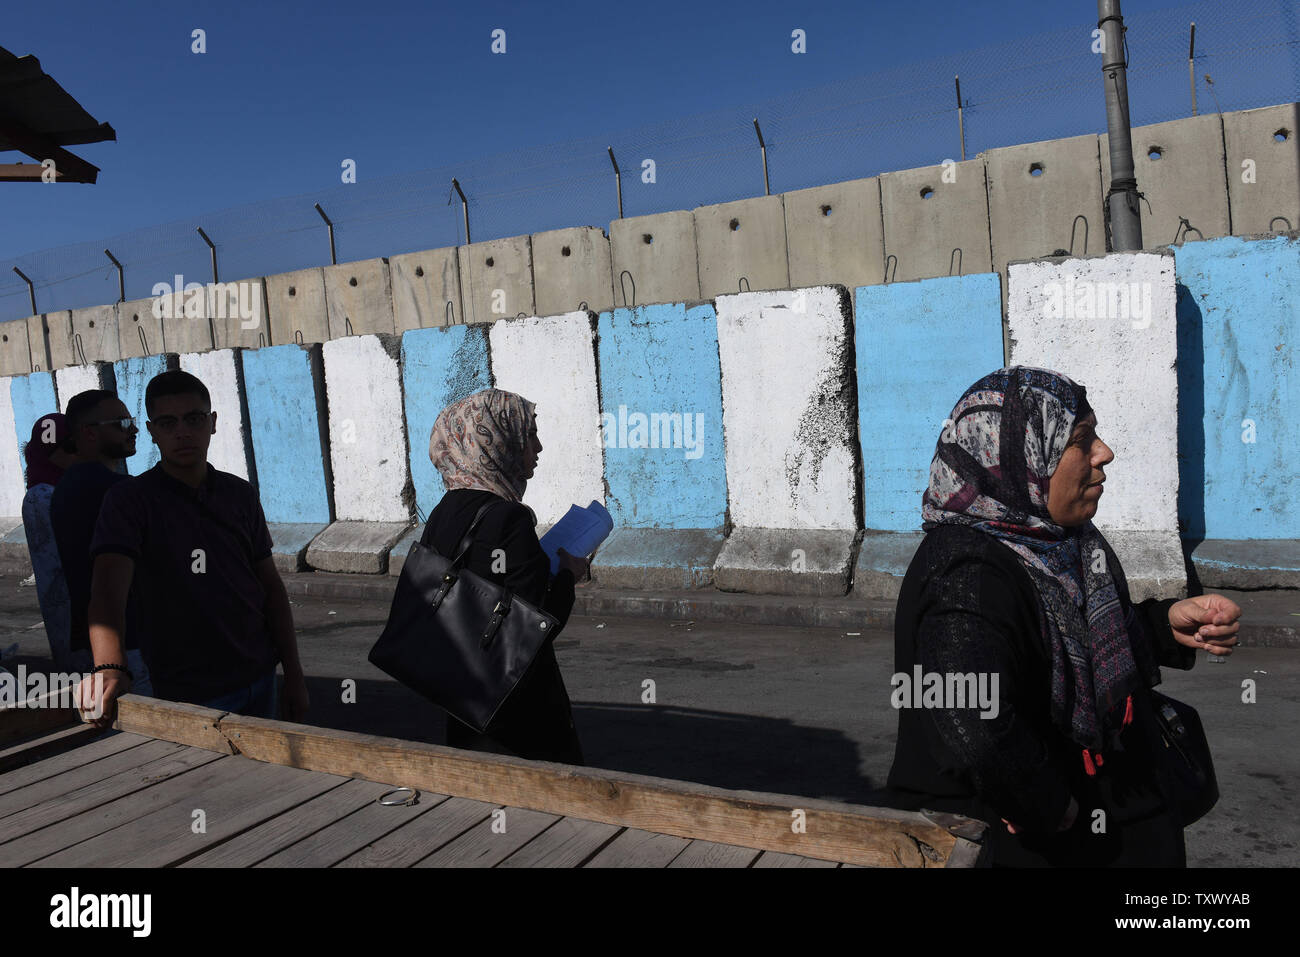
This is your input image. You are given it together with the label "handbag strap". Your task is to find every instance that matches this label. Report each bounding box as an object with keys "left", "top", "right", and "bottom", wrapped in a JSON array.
[{"left": 447, "top": 499, "right": 506, "bottom": 569}]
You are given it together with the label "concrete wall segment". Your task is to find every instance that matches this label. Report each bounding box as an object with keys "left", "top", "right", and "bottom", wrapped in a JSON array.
[
  {"left": 532, "top": 226, "right": 614, "bottom": 317},
  {"left": 609, "top": 210, "right": 700, "bottom": 308},
  {"left": 324, "top": 258, "right": 395, "bottom": 339},
  {"left": 321, "top": 334, "right": 412, "bottom": 524},
  {"left": 389, "top": 247, "right": 463, "bottom": 332},
  {"left": 694, "top": 195, "right": 790, "bottom": 299},
  {"left": 487, "top": 311, "right": 604, "bottom": 527}
]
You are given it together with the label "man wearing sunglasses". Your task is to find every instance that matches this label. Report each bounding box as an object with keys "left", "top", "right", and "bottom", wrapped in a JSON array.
[
  {"left": 50, "top": 390, "right": 152, "bottom": 693},
  {"left": 78, "top": 370, "right": 308, "bottom": 727}
]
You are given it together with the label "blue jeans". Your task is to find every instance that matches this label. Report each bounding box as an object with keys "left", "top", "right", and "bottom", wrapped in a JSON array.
[{"left": 199, "top": 669, "right": 279, "bottom": 719}]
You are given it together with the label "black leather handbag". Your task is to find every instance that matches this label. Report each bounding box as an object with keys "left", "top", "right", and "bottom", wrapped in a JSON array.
[
  {"left": 368, "top": 500, "right": 560, "bottom": 733},
  {"left": 1148, "top": 690, "right": 1220, "bottom": 827}
]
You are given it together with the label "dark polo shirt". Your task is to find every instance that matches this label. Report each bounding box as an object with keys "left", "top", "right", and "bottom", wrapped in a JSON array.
[
  {"left": 90, "top": 463, "right": 279, "bottom": 703},
  {"left": 51, "top": 462, "right": 139, "bottom": 652}
]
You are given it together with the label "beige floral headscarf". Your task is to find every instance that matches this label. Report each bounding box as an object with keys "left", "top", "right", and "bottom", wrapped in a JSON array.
[{"left": 428, "top": 389, "right": 536, "bottom": 503}]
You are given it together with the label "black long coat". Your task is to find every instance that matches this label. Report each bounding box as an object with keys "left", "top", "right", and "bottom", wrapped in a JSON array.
[
  {"left": 884, "top": 522, "right": 1198, "bottom": 866},
  {"left": 421, "top": 488, "right": 581, "bottom": 764}
]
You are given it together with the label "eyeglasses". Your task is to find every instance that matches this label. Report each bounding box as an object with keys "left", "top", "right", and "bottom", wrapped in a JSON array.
[
  {"left": 150, "top": 411, "right": 213, "bottom": 433},
  {"left": 87, "top": 417, "right": 136, "bottom": 432}
]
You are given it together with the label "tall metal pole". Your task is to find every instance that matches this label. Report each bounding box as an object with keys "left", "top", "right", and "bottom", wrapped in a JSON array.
[
  {"left": 1099, "top": 0, "right": 1142, "bottom": 250},
  {"left": 1188, "top": 22, "right": 1198, "bottom": 116},
  {"left": 955, "top": 76, "right": 966, "bottom": 161}
]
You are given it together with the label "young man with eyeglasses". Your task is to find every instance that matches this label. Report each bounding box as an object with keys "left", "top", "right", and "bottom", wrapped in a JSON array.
[
  {"left": 50, "top": 390, "right": 152, "bottom": 693},
  {"left": 78, "top": 370, "right": 309, "bottom": 726}
]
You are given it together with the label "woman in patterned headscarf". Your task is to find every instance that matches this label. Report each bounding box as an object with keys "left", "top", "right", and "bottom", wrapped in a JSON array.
[
  {"left": 421, "top": 388, "right": 590, "bottom": 763},
  {"left": 885, "top": 366, "right": 1241, "bottom": 866}
]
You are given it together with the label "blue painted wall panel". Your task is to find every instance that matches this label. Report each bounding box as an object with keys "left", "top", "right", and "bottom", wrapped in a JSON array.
[
  {"left": 596, "top": 303, "right": 727, "bottom": 529},
  {"left": 9, "top": 371, "right": 59, "bottom": 484},
  {"left": 1174, "top": 234, "right": 1299, "bottom": 539},
  {"left": 242, "top": 344, "right": 332, "bottom": 524},
  {"left": 112, "top": 355, "right": 169, "bottom": 476},
  {"left": 854, "top": 274, "right": 1004, "bottom": 531},
  {"left": 400, "top": 325, "right": 492, "bottom": 519}
]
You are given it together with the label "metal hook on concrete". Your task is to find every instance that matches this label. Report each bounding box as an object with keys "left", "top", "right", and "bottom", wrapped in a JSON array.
[
  {"left": 1070, "top": 215, "right": 1090, "bottom": 256},
  {"left": 445, "top": 301, "right": 456, "bottom": 327},
  {"left": 577, "top": 300, "right": 589, "bottom": 312},
  {"left": 737, "top": 277, "right": 751, "bottom": 293},
  {"left": 295, "top": 329, "right": 304, "bottom": 345},
  {"left": 344, "top": 317, "right": 354, "bottom": 337},
  {"left": 618, "top": 270, "right": 636, "bottom": 308},
  {"left": 949, "top": 248, "right": 963, "bottom": 276},
  {"left": 1269, "top": 216, "right": 1293, "bottom": 232},
  {"left": 138, "top": 325, "right": 150, "bottom": 356},
  {"left": 1173, "top": 217, "right": 1204, "bottom": 244},
  {"left": 884, "top": 255, "right": 898, "bottom": 284},
  {"left": 257, "top": 332, "right": 266, "bottom": 348},
  {"left": 73, "top": 332, "right": 87, "bottom": 366}
]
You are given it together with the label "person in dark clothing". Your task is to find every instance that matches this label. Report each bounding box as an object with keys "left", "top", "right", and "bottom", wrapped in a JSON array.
[
  {"left": 76, "top": 370, "right": 307, "bottom": 726},
  {"left": 50, "top": 391, "right": 152, "bottom": 692},
  {"left": 21, "top": 412, "right": 76, "bottom": 669},
  {"left": 884, "top": 366, "right": 1240, "bottom": 867},
  {"left": 421, "top": 388, "right": 590, "bottom": 764}
]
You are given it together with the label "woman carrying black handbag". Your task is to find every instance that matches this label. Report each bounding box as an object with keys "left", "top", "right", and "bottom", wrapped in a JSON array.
[{"left": 421, "top": 388, "right": 591, "bottom": 764}]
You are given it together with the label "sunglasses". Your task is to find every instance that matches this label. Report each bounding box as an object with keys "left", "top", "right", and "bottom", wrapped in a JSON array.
[{"left": 87, "top": 417, "right": 137, "bottom": 432}]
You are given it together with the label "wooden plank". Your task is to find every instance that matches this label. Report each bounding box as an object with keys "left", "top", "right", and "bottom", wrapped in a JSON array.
[
  {"left": 667, "top": 839, "right": 761, "bottom": 868},
  {"left": 0, "top": 738, "right": 185, "bottom": 822},
  {"left": 0, "top": 753, "right": 234, "bottom": 866},
  {"left": 0, "top": 723, "right": 106, "bottom": 774},
  {"left": 337, "top": 797, "right": 497, "bottom": 868},
  {"left": 496, "top": 818, "right": 622, "bottom": 869},
  {"left": 0, "top": 731, "right": 152, "bottom": 797},
  {"left": 31, "top": 756, "right": 346, "bottom": 867},
  {"left": 412, "top": 806, "right": 560, "bottom": 868},
  {"left": 255, "top": 780, "right": 440, "bottom": 868},
  {"left": 584, "top": 826, "right": 690, "bottom": 868},
  {"left": 751, "top": 851, "right": 839, "bottom": 868},
  {"left": 182, "top": 779, "right": 410, "bottom": 868},
  {"left": 141, "top": 706, "right": 969, "bottom": 867},
  {"left": 0, "top": 688, "right": 80, "bottom": 746},
  {"left": 113, "top": 697, "right": 236, "bottom": 754}
]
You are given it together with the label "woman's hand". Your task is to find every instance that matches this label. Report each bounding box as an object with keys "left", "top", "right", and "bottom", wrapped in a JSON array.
[
  {"left": 1169, "top": 594, "right": 1242, "bottom": 657},
  {"left": 556, "top": 547, "right": 591, "bottom": 584}
]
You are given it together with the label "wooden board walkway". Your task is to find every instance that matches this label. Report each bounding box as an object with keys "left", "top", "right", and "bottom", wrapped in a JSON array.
[{"left": 0, "top": 694, "right": 987, "bottom": 868}]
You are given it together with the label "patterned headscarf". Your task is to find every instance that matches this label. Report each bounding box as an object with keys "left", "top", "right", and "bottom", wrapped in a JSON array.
[
  {"left": 428, "top": 389, "right": 536, "bottom": 503},
  {"left": 922, "top": 366, "right": 1160, "bottom": 753},
  {"left": 24, "top": 412, "right": 68, "bottom": 489}
]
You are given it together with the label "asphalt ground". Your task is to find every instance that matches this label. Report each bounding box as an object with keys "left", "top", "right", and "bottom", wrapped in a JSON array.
[{"left": 1, "top": 578, "right": 1295, "bottom": 867}]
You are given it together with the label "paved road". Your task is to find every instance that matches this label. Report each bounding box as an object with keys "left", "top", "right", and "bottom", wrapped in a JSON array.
[{"left": 2, "top": 579, "right": 1295, "bottom": 866}]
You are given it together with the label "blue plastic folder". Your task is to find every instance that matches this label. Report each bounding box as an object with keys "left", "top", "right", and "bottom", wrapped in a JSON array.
[{"left": 538, "top": 500, "right": 614, "bottom": 575}]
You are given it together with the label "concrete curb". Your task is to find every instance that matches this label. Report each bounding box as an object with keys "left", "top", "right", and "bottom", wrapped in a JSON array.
[{"left": 281, "top": 572, "right": 1300, "bottom": 648}]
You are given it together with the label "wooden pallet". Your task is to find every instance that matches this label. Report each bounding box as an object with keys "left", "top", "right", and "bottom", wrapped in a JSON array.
[{"left": 0, "top": 694, "right": 987, "bottom": 868}]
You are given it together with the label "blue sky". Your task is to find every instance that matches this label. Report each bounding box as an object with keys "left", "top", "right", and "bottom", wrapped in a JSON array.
[{"left": 1, "top": 0, "right": 1287, "bottom": 316}]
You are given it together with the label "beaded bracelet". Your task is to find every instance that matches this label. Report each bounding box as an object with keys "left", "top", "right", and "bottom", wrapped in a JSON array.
[{"left": 92, "top": 663, "right": 133, "bottom": 680}]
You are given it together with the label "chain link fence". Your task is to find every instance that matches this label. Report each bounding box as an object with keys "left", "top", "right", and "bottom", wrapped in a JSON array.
[{"left": 1, "top": 0, "right": 1295, "bottom": 323}]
